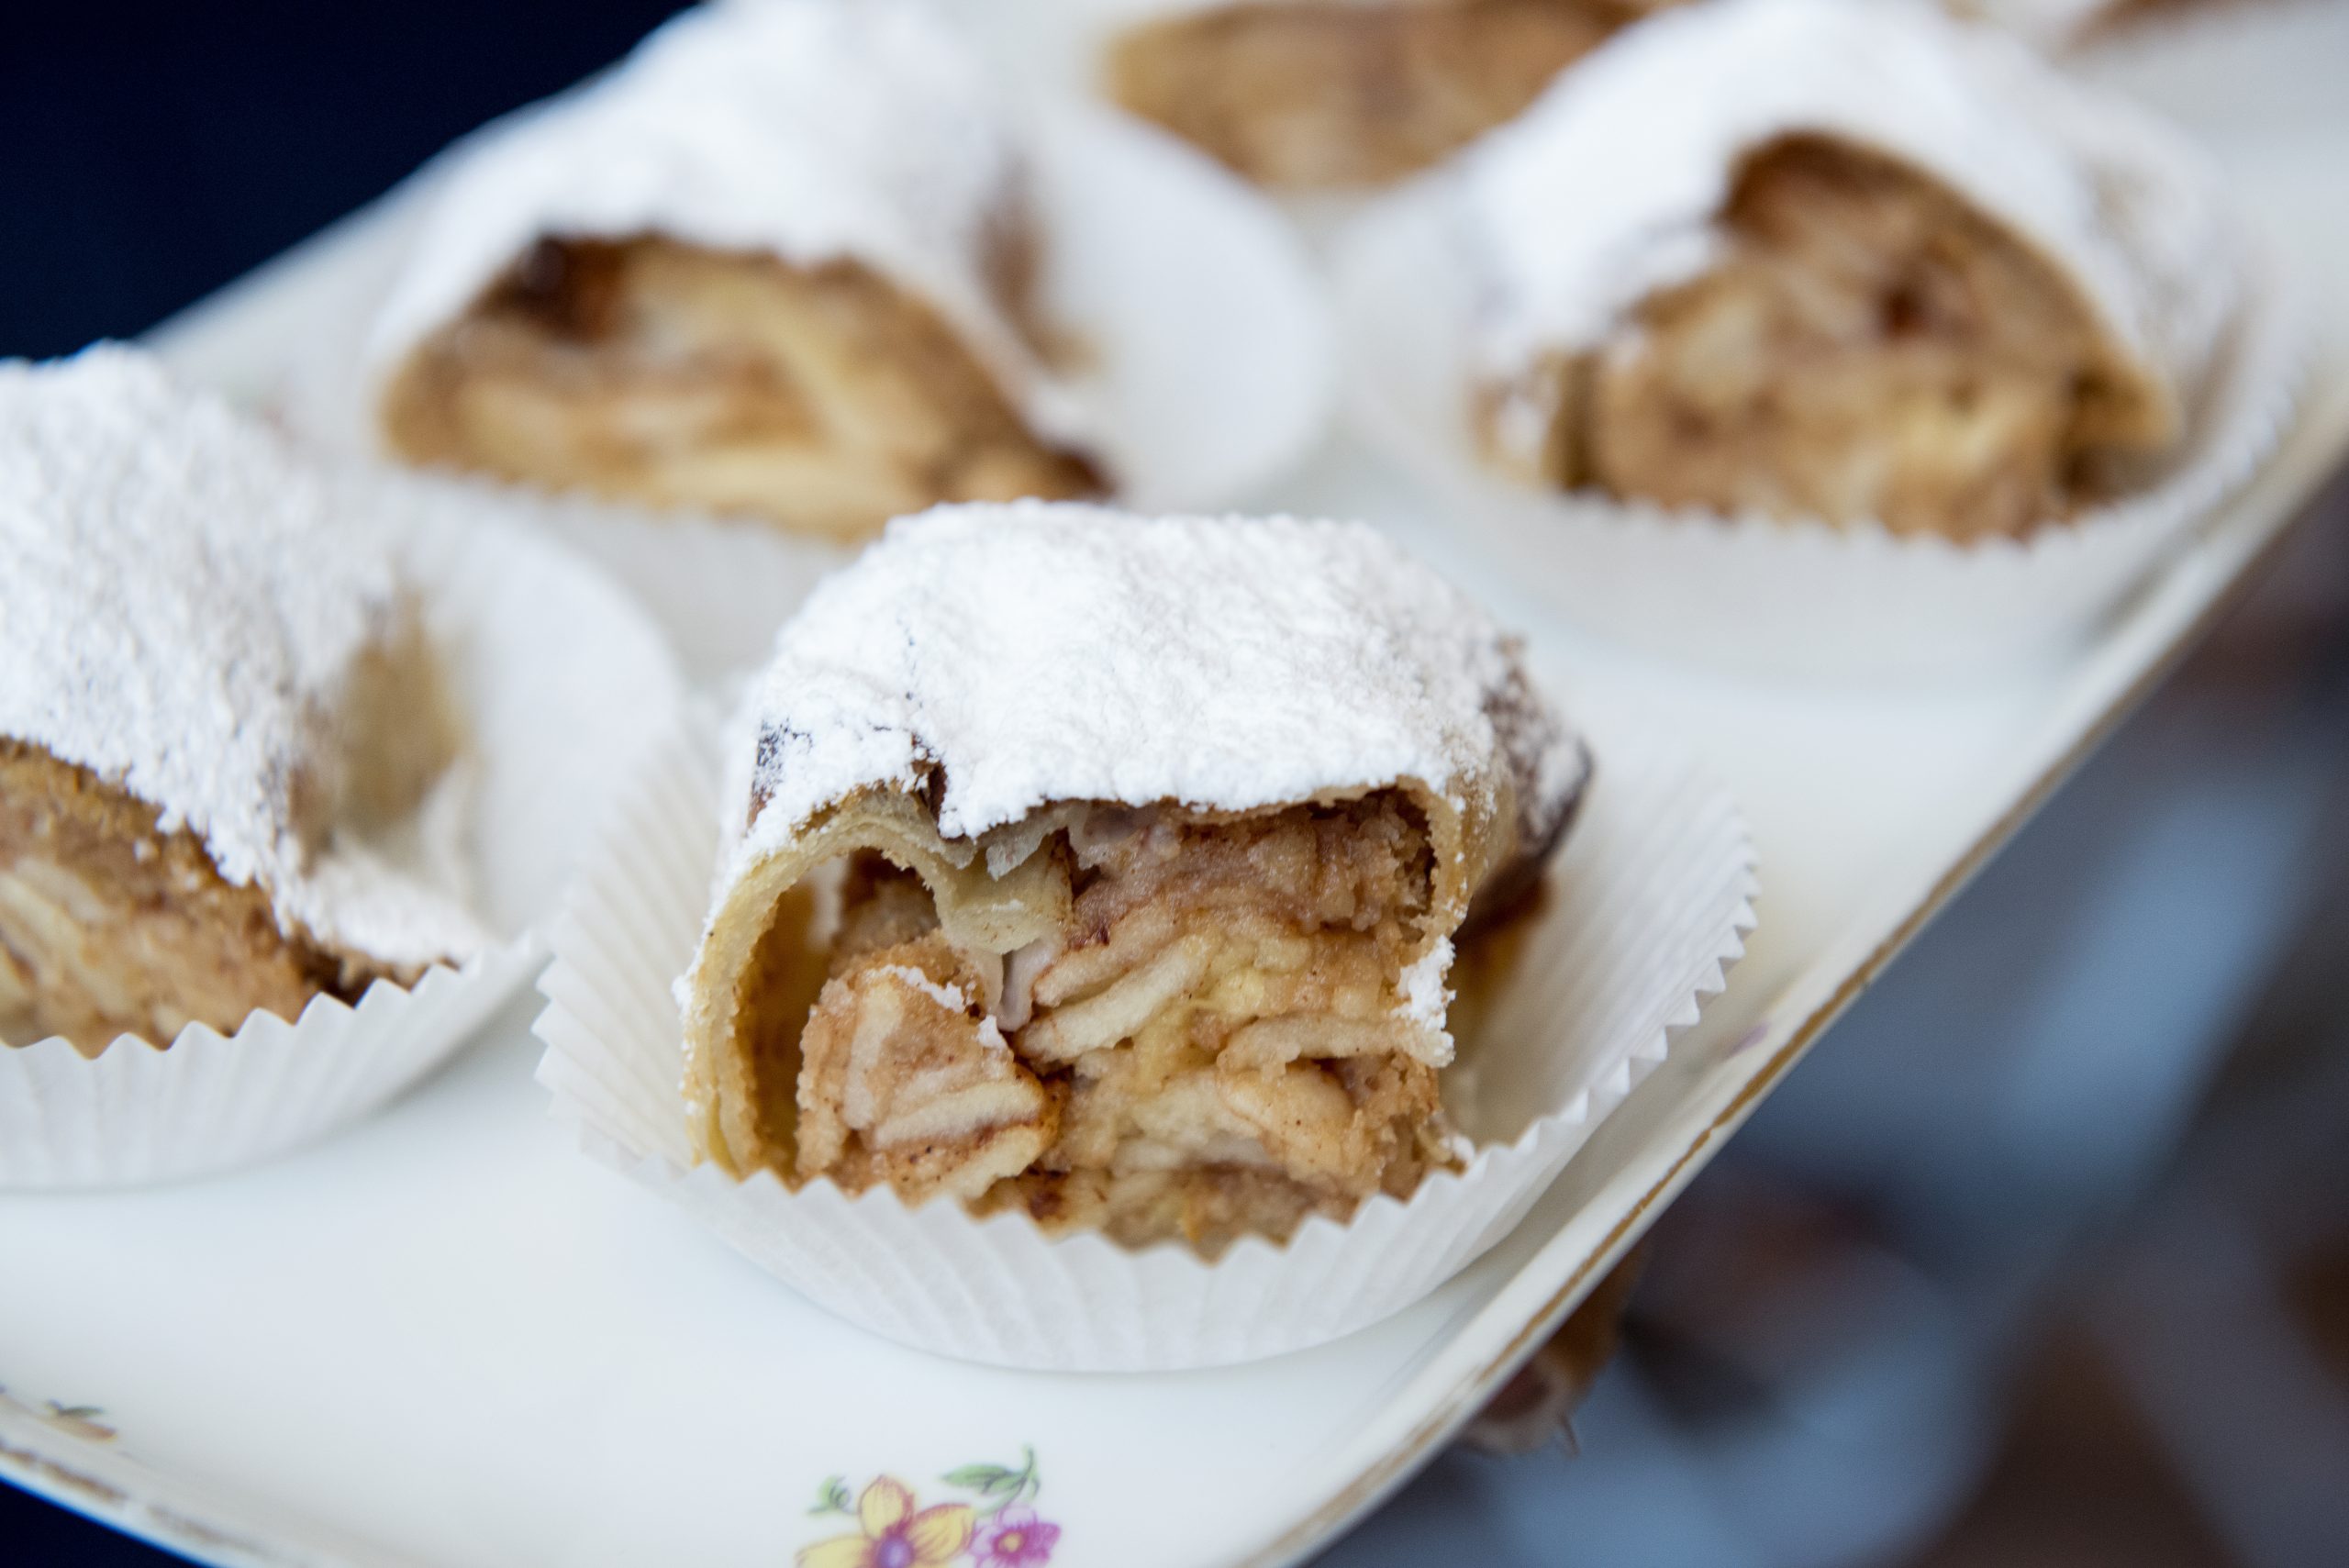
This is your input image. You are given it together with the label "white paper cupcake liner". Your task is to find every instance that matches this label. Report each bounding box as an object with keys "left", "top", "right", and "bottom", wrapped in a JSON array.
[
  {"left": 365, "top": 477, "right": 844, "bottom": 684},
  {"left": 532, "top": 710, "right": 1756, "bottom": 1371},
  {"left": 265, "top": 90, "right": 1331, "bottom": 677},
  {"left": 0, "top": 495, "right": 684, "bottom": 1189},
  {"left": 1333, "top": 183, "right": 2309, "bottom": 681},
  {"left": 1028, "top": 99, "right": 1333, "bottom": 509},
  {"left": 2073, "top": 0, "right": 2349, "bottom": 102}
]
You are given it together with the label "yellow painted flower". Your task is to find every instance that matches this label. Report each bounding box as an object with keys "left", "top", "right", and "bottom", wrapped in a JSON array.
[{"left": 799, "top": 1476, "right": 974, "bottom": 1568}]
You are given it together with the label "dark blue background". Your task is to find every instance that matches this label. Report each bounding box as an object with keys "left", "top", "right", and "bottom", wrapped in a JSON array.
[
  {"left": 0, "top": 2, "right": 675, "bottom": 357},
  {"left": 2, "top": 3, "right": 674, "bottom": 1560}
]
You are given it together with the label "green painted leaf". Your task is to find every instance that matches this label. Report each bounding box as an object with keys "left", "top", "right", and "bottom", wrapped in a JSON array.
[
  {"left": 809, "top": 1476, "right": 852, "bottom": 1517},
  {"left": 941, "top": 1464, "right": 1012, "bottom": 1489}
]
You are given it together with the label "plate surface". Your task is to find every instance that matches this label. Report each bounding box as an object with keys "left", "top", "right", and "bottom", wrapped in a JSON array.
[{"left": 5, "top": 16, "right": 2349, "bottom": 1567}]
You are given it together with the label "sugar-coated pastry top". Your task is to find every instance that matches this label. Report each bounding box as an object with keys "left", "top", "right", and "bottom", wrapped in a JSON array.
[
  {"left": 0, "top": 346, "right": 485, "bottom": 968},
  {"left": 726, "top": 500, "right": 1586, "bottom": 876},
  {"left": 366, "top": 0, "right": 1082, "bottom": 446},
  {"left": 1460, "top": 0, "right": 2238, "bottom": 417}
]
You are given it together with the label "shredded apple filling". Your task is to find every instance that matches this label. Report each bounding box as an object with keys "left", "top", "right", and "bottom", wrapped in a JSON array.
[
  {"left": 1486, "top": 135, "right": 2154, "bottom": 540},
  {"left": 381, "top": 236, "right": 1102, "bottom": 545},
  {"left": 0, "top": 742, "right": 418, "bottom": 1054},
  {"left": 760, "top": 796, "right": 1462, "bottom": 1253}
]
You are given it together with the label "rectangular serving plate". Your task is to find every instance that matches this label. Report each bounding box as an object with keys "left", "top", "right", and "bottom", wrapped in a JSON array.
[{"left": 5, "top": 29, "right": 2347, "bottom": 1568}]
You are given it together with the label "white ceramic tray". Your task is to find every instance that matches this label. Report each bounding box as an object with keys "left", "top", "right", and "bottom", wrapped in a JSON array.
[{"left": 6, "top": 19, "right": 2349, "bottom": 1566}]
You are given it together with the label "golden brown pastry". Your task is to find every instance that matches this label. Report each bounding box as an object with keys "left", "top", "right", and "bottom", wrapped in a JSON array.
[{"left": 678, "top": 502, "right": 1588, "bottom": 1254}]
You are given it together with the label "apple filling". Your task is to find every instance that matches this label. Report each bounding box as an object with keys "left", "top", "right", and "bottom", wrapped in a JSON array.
[
  {"left": 0, "top": 743, "right": 417, "bottom": 1054},
  {"left": 0, "top": 600, "right": 460, "bottom": 1054},
  {"left": 381, "top": 235, "right": 1103, "bottom": 545},
  {"left": 740, "top": 795, "right": 1463, "bottom": 1252},
  {"left": 1484, "top": 134, "right": 2165, "bottom": 540}
]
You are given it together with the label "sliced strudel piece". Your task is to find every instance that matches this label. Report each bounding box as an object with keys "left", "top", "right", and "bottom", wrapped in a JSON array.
[
  {"left": 1463, "top": 0, "right": 2240, "bottom": 540},
  {"left": 371, "top": 0, "right": 1102, "bottom": 545},
  {"left": 1107, "top": 0, "right": 1675, "bottom": 189},
  {"left": 680, "top": 501, "right": 1587, "bottom": 1253},
  {"left": 0, "top": 348, "right": 487, "bottom": 1054}
]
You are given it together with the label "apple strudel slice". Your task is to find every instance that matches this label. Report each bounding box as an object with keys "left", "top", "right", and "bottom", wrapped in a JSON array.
[
  {"left": 1463, "top": 0, "right": 2240, "bottom": 540},
  {"left": 369, "top": 0, "right": 1102, "bottom": 545},
  {"left": 0, "top": 348, "right": 487, "bottom": 1054},
  {"left": 680, "top": 501, "right": 1588, "bottom": 1254}
]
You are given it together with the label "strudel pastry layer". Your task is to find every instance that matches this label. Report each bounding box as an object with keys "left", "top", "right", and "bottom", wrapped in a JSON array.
[
  {"left": 1464, "top": 0, "right": 2240, "bottom": 540},
  {"left": 1107, "top": 0, "right": 1660, "bottom": 189},
  {"left": 0, "top": 348, "right": 484, "bottom": 1053},
  {"left": 681, "top": 503, "right": 1586, "bottom": 1254},
  {"left": 368, "top": 0, "right": 1100, "bottom": 544}
]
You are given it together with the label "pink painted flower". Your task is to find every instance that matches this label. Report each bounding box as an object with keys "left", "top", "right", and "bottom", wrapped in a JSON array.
[{"left": 974, "top": 1506, "right": 1060, "bottom": 1568}]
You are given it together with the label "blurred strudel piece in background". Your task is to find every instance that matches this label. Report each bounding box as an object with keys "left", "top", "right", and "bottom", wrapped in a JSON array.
[
  {"left": 370, "top": 0, "right": 1101, "bottom": 545},
  {"left": 1462, "top": 0, "right": 2241, "bottom": 540}
]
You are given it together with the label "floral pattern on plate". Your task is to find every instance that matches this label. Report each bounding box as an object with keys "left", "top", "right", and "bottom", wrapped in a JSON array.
[{"left": 801, "top": 1448, "right": 1059, "bottom": 1568}]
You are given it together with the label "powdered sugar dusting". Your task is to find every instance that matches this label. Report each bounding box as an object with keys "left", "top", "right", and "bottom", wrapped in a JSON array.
[
  {"left": 0, "top": 346, "right": 486, "bottom": 968},
  {"left": 1460, "top": 0, "right": 2239, "bottom": 417},
  {"left": 729, "top": 500, "right": 1581, "bottom": 875},
  {"left": 879, "top": 964, "right": 977, "bottom": 1017},
  {"left": 1396, "top": 937, "right": 1456, "bottom": 1051},
  {"left": 366, "top": 0, "right": 1086, "bottom": 448}
]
